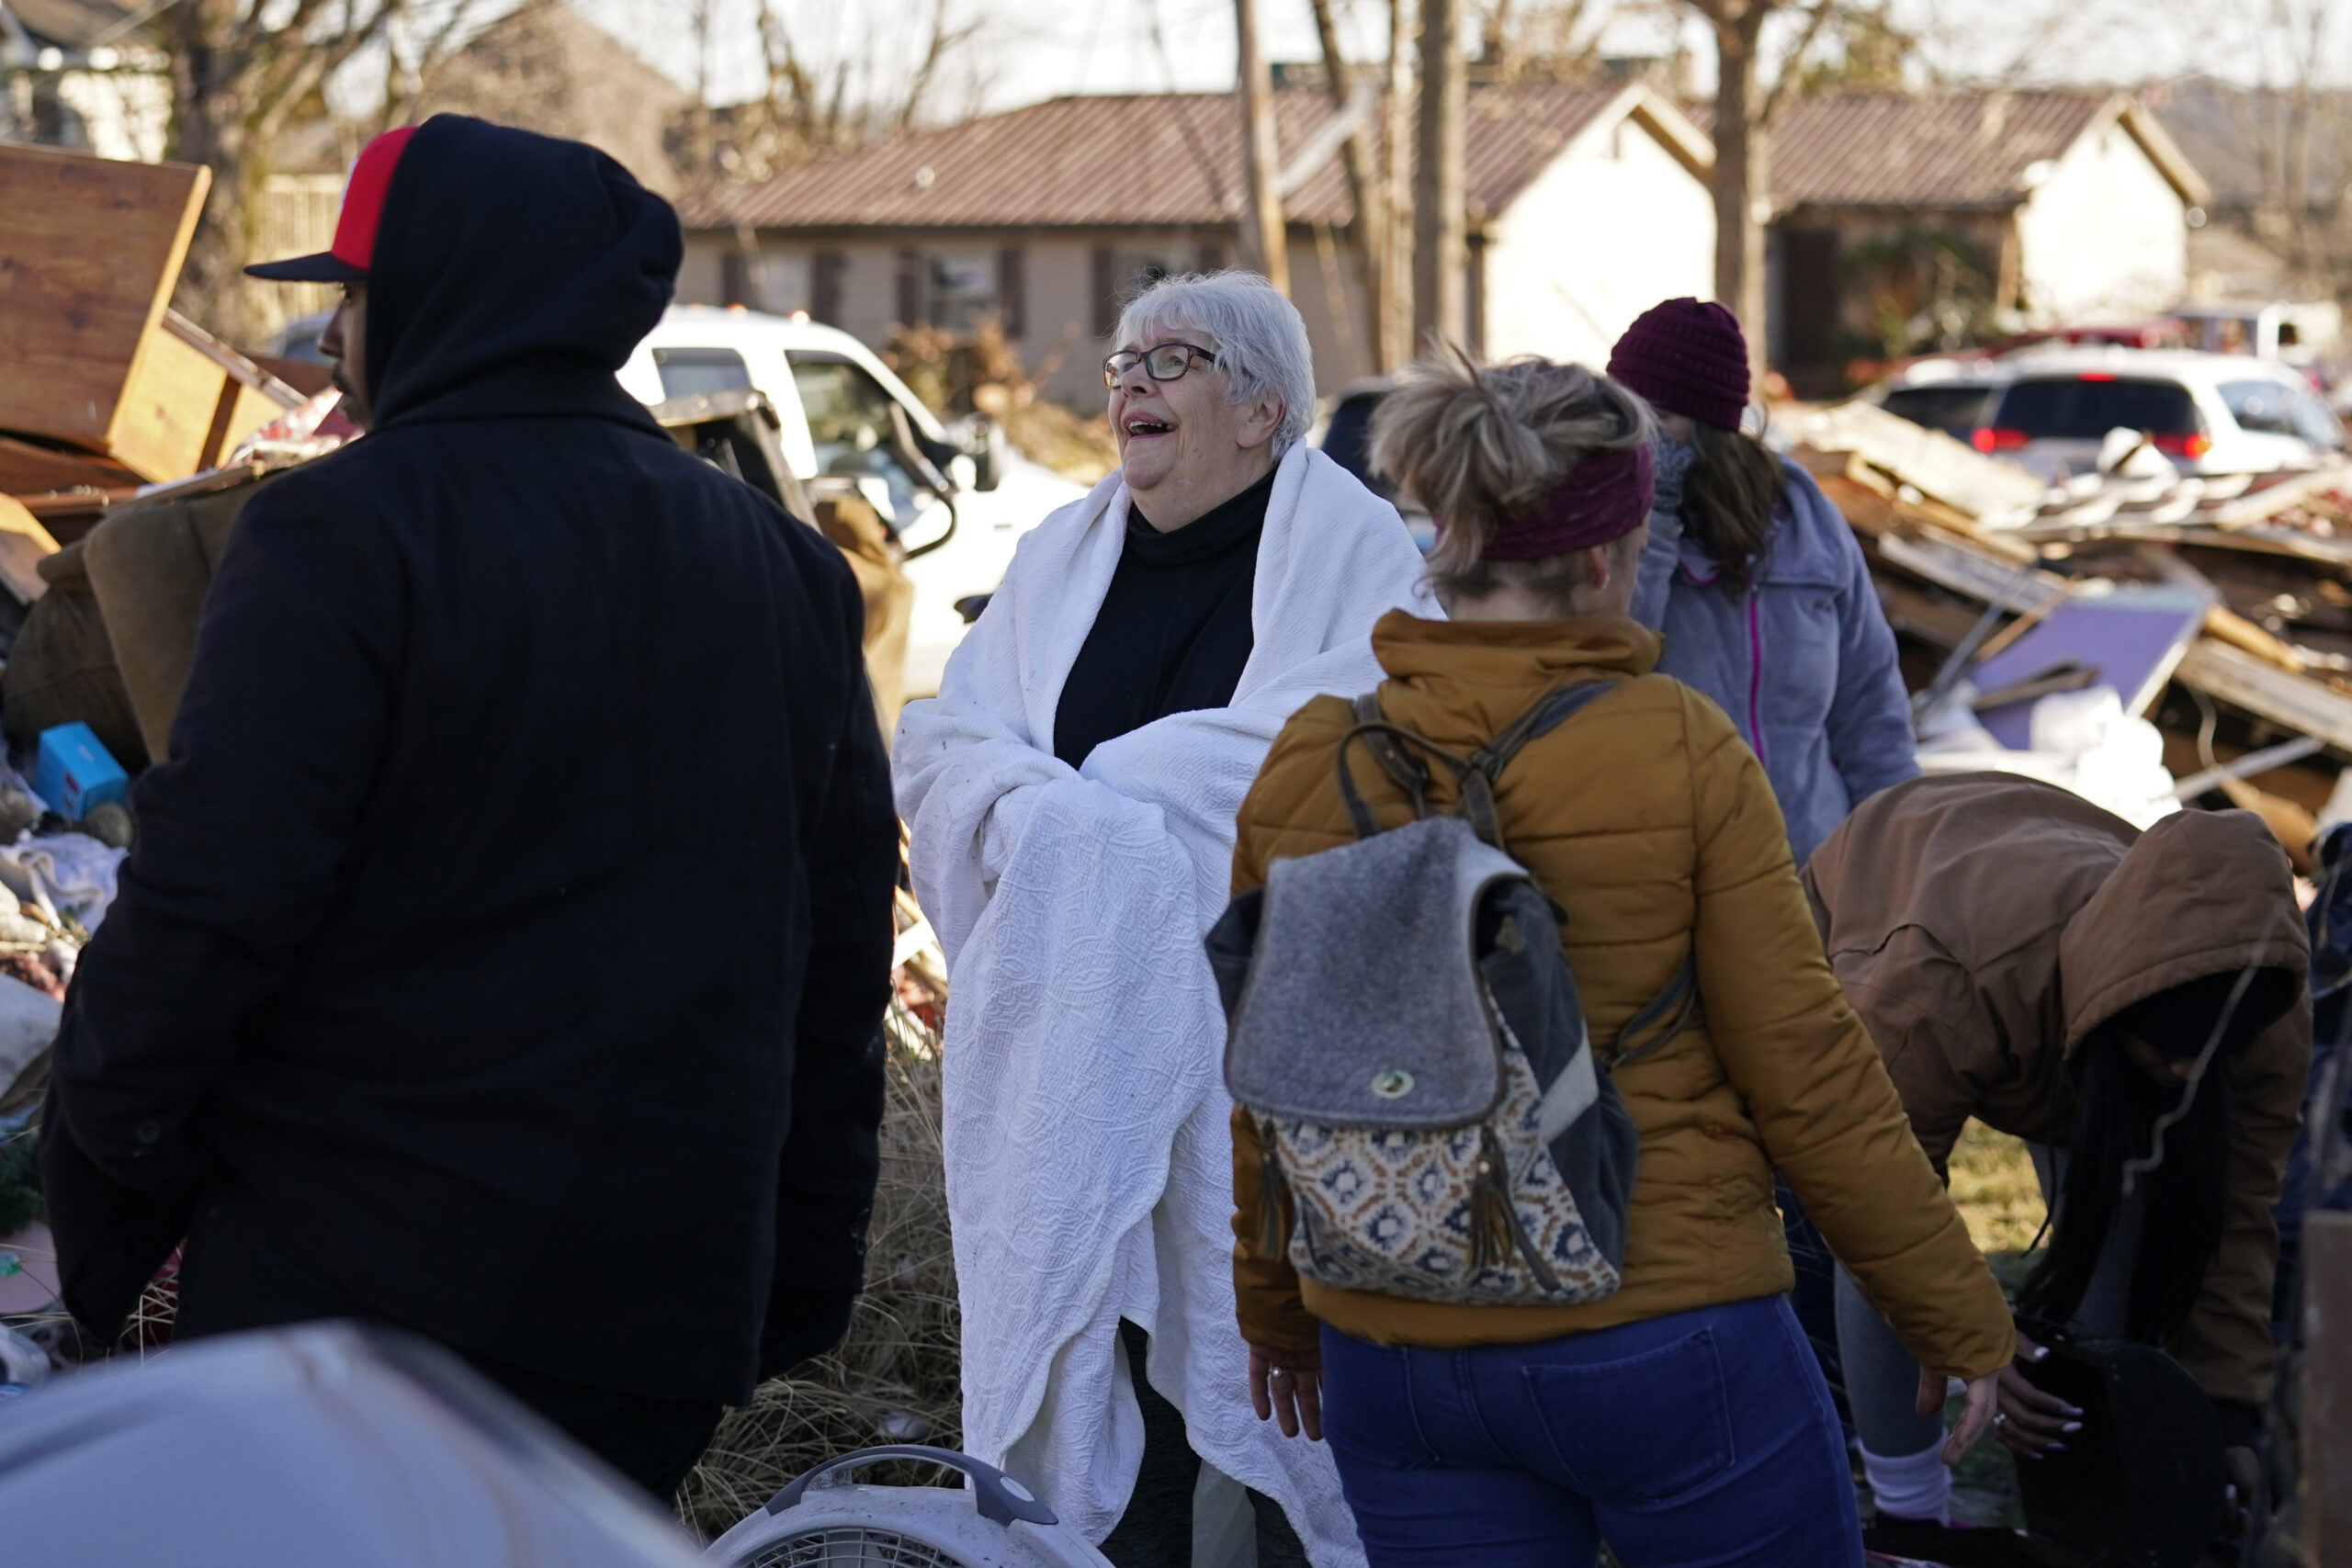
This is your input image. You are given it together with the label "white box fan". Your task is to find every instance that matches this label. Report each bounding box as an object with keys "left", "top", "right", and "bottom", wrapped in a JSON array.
[{"left": 703, "top": 1445, "right": 1114, "bottom": 1568}]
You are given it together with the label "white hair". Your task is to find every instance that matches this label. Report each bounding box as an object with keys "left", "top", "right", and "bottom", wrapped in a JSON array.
[{"left": 1114, "top": 270, "right": 1316, "bottom": 456}]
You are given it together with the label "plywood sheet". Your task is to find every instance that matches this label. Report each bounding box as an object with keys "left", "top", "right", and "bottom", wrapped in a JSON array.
[
  {"left": 0, "top": 142, "right": 209, "bottom": 450},
  {"left": 107, "top": 317, "right": 231, "bottom": 480},
  {"left": 1971, "top": 586, "right": 2209, "bottom": 748}
]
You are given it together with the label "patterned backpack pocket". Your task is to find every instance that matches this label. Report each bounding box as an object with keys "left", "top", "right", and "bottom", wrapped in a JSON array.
[{"left": 1208, "top": 683, "right": 1688, "bottom": 1310}]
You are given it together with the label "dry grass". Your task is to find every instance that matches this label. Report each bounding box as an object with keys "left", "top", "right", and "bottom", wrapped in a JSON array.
[
  {"left": 1950, "top": 1119, "right": 2049, "bottom": 1259},
  {"left": 674, "top": 898, "right": 965, "bottom": 1542},
  {"left": 1940, "top": 1120, "right": 2046, "bottom": 1529}
]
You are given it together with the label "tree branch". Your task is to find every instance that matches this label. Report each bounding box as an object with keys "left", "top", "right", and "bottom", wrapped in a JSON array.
[{"left": 1759, "top": 0, "right": 1838, "bottom": 125}]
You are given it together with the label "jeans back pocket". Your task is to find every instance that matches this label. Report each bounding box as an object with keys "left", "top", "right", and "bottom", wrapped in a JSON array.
[{"left": 1522, "top": 1326, "right": 1735, "bottom": 1505}]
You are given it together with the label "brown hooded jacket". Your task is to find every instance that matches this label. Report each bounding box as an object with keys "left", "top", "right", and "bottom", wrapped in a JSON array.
[{"left": 1803, "top": 773, "right": 2311, "bottom": 1408}]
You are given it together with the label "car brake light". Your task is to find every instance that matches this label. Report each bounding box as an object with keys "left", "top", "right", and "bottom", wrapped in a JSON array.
[
  {"left": 2150, "top": 431, "right": 2213, "bottom": 459},
  {"left": 2077, "top": 371, "right": 2117, "bottom": 381},
  {"left": 1972, "top": 428, "right": 2030, "bottom": 453}
]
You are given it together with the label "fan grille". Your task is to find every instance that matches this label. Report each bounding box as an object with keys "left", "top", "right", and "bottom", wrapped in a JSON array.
[{"left": 741, "top": 1525, "right": 972, "bottom": 1568}]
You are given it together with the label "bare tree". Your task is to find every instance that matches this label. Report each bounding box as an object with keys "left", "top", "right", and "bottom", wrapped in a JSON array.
[
  {"left": 1415, "top": 0, "right": 1465, "bottom": 347},
  {"left": 1385, "top": 0, "right": 1418, "bottom": 364},
  {"left": 156, "top": 0, "right": 403, "bottom": 343},
  {"left": 672, "top": 0, "right": 989, "bottom": 189},
  {"left": 1679, "top": 0, "right": 1837, "bottom": 381},
  {"left": 1476, "top": 0, "right": 1633, "bottom": 79},
  {"left": 142, "top": 0, "right": 511, "bottom": 344},
  {"left": 1306, "top": 0, "right": 1396, "bottom": 365}
]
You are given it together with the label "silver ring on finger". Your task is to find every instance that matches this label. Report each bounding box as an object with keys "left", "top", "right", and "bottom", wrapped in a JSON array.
[{"left": 1994, "top": 1413, "right": 2007, "bottom": 1428}]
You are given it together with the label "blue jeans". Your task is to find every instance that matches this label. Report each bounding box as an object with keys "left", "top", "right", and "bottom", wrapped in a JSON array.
[{"left": 1318, "top": 1298, "right": 1862, "bottom": 1568}]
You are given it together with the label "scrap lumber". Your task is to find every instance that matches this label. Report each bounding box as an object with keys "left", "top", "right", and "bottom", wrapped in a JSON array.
[
  {"left": 2209, "top": 465, "right": 2352, "bottom": 528},
  {"left": 1795, "top": 401, "right": 2048, "bottom": 522},
  {"left": 1860, "top": 482, "right": 2352, "bottom": 756},
  {"left": 2177, "top": 640, "right": 2352, "bottom": 754},
  {"left": 113, "top": 312, "right": 305, "bottom": 481},
  {"left": 0, "top": 142, "right": 209, "bottom": 457},
  {"left": 2204, "top": 604, "right": 2307, "bottom": 672},
  {"left": 0, "top": 434, "right": 139, "bottom": 497},
  {"left": 0, "top": 495, "right": 56, "bottom": 605}
]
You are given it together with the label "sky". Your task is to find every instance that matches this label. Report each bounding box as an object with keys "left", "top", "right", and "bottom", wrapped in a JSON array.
[{"left": 567, "top": 0, "right": 2348, "bottom": 118}]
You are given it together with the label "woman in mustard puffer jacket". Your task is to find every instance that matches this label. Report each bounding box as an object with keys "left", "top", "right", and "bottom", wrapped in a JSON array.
[{"left": 1227, "top": 351, "right": 2014, "bottom": 1568}]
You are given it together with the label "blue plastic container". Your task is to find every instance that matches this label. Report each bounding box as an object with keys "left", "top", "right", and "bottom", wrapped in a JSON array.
[{"left": 33, "top": 723, "right": 127, "bottom": 821}]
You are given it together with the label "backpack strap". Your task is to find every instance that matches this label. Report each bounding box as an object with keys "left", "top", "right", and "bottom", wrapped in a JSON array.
[
  {"left": 1336, "top": 693, "right": 1454, "bottom": 840},
  {"left": 1334, "top": 681, "right": 1619, "bottom": 849}
]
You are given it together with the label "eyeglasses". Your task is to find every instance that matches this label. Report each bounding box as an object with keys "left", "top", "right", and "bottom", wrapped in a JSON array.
[{"left": 1104, "top": 342, "right": 1216, "bottom": 388}]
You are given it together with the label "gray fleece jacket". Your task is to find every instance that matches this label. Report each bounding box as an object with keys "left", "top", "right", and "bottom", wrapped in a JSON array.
[{"left": 1630, "top": 438, "right": 1918, "bottom": 866}]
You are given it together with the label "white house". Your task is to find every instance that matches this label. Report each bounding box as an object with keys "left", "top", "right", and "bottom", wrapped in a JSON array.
[
  {"left": 676, "top": 80, "right": 1717, "bottom": 408},
  {"left": 1762, "top": 91, "right": 2211, "bottom": 387}
]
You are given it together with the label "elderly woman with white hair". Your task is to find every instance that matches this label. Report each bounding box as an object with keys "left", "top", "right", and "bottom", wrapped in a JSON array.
[{"left": 895, "top": 272, "right": 1427, "bottom": 1566}]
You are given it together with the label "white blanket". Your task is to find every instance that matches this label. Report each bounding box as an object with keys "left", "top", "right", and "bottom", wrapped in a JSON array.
[{"left": 895, "top": 443, "right": 1429, "bottom": 1560}]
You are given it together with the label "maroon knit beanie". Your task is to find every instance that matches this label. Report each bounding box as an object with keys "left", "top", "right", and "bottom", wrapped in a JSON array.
[{"left": 1607, "top": 299, "right": 1750, "bottom": 431}]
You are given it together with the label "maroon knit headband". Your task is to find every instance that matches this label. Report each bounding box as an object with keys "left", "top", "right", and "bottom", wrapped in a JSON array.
[{"left": 1480, "top": 441, "right": 1656, "bottom": 562}]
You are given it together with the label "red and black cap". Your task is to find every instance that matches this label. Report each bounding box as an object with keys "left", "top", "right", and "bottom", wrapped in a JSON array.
[{"left": 243, "top": 125, "right": 417, "bottom": 283}]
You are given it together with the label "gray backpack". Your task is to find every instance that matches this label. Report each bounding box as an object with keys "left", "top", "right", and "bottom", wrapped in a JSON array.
[{"left": 1205, "top": 682, "right": 1694, "bottom": 1306}]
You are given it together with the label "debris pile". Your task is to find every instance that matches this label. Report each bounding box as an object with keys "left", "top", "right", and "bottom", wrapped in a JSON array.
[
  {"left": 1797, "top": 400, "right": 2352, "bottom": 862},
  {"left": 0, "top": 141, "right": 358, "bottom": 1382}
]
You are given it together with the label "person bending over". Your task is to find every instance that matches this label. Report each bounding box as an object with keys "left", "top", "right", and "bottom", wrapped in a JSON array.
[{"left": 1804, "top": 773, "right": 2310, "bottom": 1529}]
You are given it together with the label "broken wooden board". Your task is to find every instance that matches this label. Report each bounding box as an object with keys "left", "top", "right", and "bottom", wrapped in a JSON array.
[
  {"left": 1796, "top": 400, "right": 2050, "bottom": 522},
  {"left": 0, "top": 494, "right": 57, "bottom": 606},
  {"left": 1873, "top": 527, "right": 2066, "bottom": 613},
  {"left": 2208, "top": 464, "right": 2352, "bottom": 528},
  {"left": 0, "top": 434, "right": 139, "bottom": 496},
  {"left": 2176, "top": 639, "right": 2352, "bottom": 754},
  {"left": 1868, "top": 513, "right": 2352, "bottom": 760},
  {"left": 2016, "top": 518, "right": 2352, "bottom": 570},
  {"left": 0, "top": 142, "right": 209, "bottom": 456},
  {"left": 105, "top": 312, "right": 303, "bottom": 481}
]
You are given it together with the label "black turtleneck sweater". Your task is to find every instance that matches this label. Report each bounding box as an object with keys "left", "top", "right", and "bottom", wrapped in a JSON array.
[{"left": 1053, "top": 466, "right": 1275, "bottom": 769}]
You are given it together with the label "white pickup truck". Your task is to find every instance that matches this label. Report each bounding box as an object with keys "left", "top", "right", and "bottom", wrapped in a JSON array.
[{"left": 616, "top": 305, "right": 1087, "bottom": 697}]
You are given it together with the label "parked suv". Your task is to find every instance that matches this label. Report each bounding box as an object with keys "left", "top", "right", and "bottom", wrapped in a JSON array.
[
  {"left": 1871, "top": 348, "right": 2344, "bottom": 479},
  {"left": 616, "top": 306, "right": 1085, "bottom": 698}
]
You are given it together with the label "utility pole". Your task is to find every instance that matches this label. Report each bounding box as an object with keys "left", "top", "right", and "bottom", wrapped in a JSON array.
[
  {"left": 1235, "top": 0, "right": 1290, "bottom": 294},
  {"left": 1412, "top": 0, "right": 1463, "bottom": 351}
]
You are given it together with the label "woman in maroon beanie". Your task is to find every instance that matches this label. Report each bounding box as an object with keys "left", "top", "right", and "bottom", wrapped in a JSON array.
[
  {"left": 1609, "top": 297, "right": 1926, "bottom": 1517},
  {"left": 1608, "top": 297, "right": 1916, "bottom": 866}
]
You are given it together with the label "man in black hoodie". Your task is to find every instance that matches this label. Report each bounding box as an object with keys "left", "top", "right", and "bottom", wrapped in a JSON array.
[{"left": 38, "top": 117, "right": 898, "bottom": 1496}]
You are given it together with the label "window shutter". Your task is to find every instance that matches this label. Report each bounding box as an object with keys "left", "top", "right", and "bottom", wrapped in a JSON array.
[
  {"left": 811, "top": 251, "right": 845, "bottom": 324},
  {"left": 895, "top": 249, "right": 924, "bottom": 330},
  {"left": 997, "top": 245, "right": 1026, "bottom": 338},
  {"left": 1091, "top": 245, "right": 1118, "bottom": 338}
]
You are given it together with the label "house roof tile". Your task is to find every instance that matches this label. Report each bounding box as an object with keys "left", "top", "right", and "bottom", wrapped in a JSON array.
[
  {"left": 1753, "top": 90, "right": 2200, "bottom": 210},
  {"left": 681, "top": 81, "right": 1694, "bottom": 232}
]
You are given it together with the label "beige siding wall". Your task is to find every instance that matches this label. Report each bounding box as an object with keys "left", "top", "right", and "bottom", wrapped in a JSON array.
[
  {"left": 1485, "top": 118, "right": 1715, "bottom": 369},
  {"left": 2016, "top": 118, "right": 2188, "bottom": 325},
  {"left": 683, "top": 225, "right": 1384, "bottom": 415}
]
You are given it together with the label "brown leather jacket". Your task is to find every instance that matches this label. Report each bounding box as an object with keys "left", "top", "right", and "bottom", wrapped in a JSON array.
[
  {"left": 1803, "top": 773, "right": 2312, "bottom": 1407},
  {"left": 1228, "top": 611, "right": 2014, "bottom": 1382}
]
